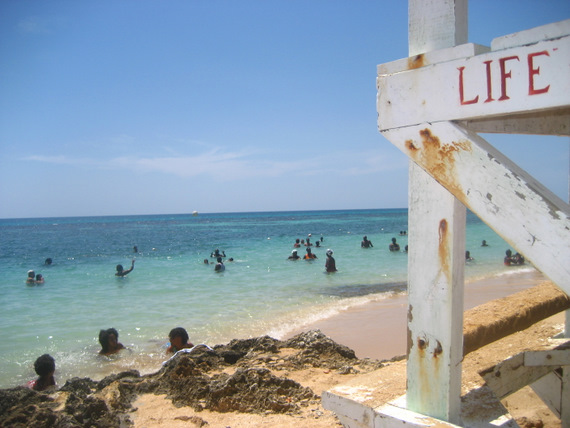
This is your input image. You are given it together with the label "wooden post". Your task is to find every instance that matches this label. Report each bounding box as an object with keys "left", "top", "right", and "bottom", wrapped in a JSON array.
[{"left": 405, "top": 0, "right": 467, "bottom": 423}]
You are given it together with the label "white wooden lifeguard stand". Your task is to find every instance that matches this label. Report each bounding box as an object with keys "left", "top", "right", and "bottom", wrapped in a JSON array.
[{"left": 323, "top": 0, "right": 570, "bottom": 426}]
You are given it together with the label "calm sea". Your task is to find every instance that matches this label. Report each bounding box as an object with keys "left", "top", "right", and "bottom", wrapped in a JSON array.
[{"left": 0, "top": 209, "right": 533, "bottom": 388}]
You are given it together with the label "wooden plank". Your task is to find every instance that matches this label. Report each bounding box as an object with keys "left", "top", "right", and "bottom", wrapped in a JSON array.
[
  {"left": 404, "top": 1, "right": 467, "bottom": 424},
  {"left": 375, "top": 402, "right": 461, "bottom": 427},
  {"left": 480, "top": 352, "right": 553, "bottom": 399},
  {"left": 460, "top": 108, "right": 570, "bottom": 136},
  {"left": 321, "top": 390, "right": 377, "bottom": 428},
  {"left": 491, "top": 19, "right": 570, "bottom": 50},
  {"left": 381, "top": 121, "right": 570, "bottom": 293},
  {"left": 525, "top": 349, "right": 570, "bottom": 366},
  {"left": 378, "top": 31, "right": 570, "bottom": 131},
  {"left": 561, "top": 367, "right": 570, "bottom": 427},
  {"left": 406, "top": 165, "right": 465, "bottom": 423},
  {"left": 530, "top": 371, "right": 562, "bottom": 417}
]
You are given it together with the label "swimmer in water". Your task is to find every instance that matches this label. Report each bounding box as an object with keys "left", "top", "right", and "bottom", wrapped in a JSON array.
[
  {"left": 98, "top": 328, "right": 125, "bottom": 355},
  {"left": 389, "top": 237, "right": 400, "bottom": 252},
  {"left": 361, "top": 236, "right": 373, "bottom": 248},
  {"left": 325, "top": 249, "right": 337, "bottom": 273},
  {"left": 28, "top": 354, "right": 56, "bottom": 391},
  {"left": 166, "top": 327, "right": 194, "bottom": 354},
  {"left": 304, "top": 247, "right": 317, "bottom": 260},
  {"left": 26, "top": 270, "right": 36, "bottom": 284},
  {"left": 116, "top": 259, "right": 135, "bottom": 277},
  {"left": 214, "top": 257, "right": 225, "bottom": 272},
  {"left": 288, "top": 250, "right": 301, "bottom": 260}
]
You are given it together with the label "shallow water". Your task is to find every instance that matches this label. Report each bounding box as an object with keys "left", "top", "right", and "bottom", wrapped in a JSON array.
[{"left": 0, "top": 209, "right": 530, "bottom": 388}]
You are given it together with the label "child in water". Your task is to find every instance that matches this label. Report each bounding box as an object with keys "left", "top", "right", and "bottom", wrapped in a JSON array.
[
  {"left": 28, "top": 354, "right": 56, "bottom": 391},
  {"left": 167, "top": 327, "right": 194, "bottom": 353},
  {"left": 98, "top": 328, "right": 125, "bottom": 355}
]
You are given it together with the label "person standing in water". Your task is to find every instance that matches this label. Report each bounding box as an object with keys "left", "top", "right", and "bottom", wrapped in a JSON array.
[
  {"left": 116, "top": 259, "right": 135, "bottom": 277},
  {"left": 389, "top": 237, "right": 400, "bottom": 252},
  {"left": 214, "top": 257, "right": 225, "bottom": 272},
  {"left": 325, "top": 249, "right": 337, "bottom": 273},
  {"left": 288, "top": 250, "right": 301, "bottom": 260},
  {"left": 304, "top": 247, "right": 317, "bottom": 260},
  {"left": 26, "top": 270, "right": 36, "bottom": 284}
]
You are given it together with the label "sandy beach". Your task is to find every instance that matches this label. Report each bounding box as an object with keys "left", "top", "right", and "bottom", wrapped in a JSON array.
[{"left": 287, "top": 269, "right": 548, "bottom": 361}]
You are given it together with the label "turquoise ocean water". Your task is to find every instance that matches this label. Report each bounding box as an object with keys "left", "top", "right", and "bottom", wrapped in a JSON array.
[{"left": 0, "top": 209, "right": 533, "bottom": 388}]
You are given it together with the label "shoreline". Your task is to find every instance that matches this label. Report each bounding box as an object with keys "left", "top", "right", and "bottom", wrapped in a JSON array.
[
  {"left": 3, "top": 268, "right": 565, "bottom": 427},
  {"left": 286, "top": 268, "right": 546, "bottom": 360}
]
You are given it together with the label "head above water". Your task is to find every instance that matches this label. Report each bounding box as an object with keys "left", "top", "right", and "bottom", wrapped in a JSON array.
[
  {"left": 326, "top": 249, "right": 333, "bottom": 256},
  {"left": 169, "top": 327, "right": 189, "bottom": 344},
  {"left": 34, "top": 354, "right": 55, "bottom": 376},
  {"left": 99, "top": 328, "right": 119, "bottom": 353}
]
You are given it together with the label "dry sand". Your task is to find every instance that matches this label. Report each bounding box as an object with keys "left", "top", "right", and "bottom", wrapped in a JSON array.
[
  {"left": 287, "top": 270, "right": 547, "bottom": 361},
  {"left": 130, "top": 270, "right": 567, "bottom": 427}
]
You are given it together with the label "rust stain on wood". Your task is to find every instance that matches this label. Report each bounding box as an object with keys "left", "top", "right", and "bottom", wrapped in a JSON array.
[
  {"left": 407, "top": 305, "right": 414, "bottom": 355},
  {"left": 439, "top": 219, "right": 450, "bottom": 282},
  {"left": 408, "top": 54, "right": 425, "bottom": 69},
  {"left": 404, "top": 128, "right": 473, "bottom": 205}
]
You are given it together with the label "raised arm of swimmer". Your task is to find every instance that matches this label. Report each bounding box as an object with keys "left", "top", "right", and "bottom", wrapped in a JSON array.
[{"left": 115, "top": 259, "right": 135, "bottom": 277}]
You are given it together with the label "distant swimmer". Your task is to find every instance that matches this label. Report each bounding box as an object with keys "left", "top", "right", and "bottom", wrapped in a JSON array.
[
  {"left": 325, "top": 249, "right": 337, "bottom": 273},
  {"left": 35, "top": 274, "right": 44, "bottom": 284},
  {"left": 44, "top": 258, "right": 52, "bottom": 266},
  {"left": 389, "top": 237, "right": 400, "bottom": 252},
  {"left": 315, "top": 240, "right": 321, "bottom": 247},
  {"left": 361, "top": 236, "right": 373, "bottom": 248},
  {"left": 26, "top": 270, "right": 36, "bottom": 284},
  {"left": 133, "top": 246, "right": 138, "bottom": 253},
  {"left": 504, "top": 249, "right": 514, "bottom": 266},
  {"left": 27, "top": 354, "right": 56, "bottom": 392},
  {"left": 288, "top": 250, "right": 301, "bottom": 260},
  {"left": 293, "top": 239, "right": 301, "bottom": 248},
  {"left": 513, "top": 252, "right": 525, "bottom": 265},
  {"left": 504, "top": 249, "right": 525, "bottom": 266},
  {"left": 465, "top": 251, "right": 474, "bottom": 261},
  {"left": 99, "top": 328, "right": 125, "bottom": 355},
  {"left": 481, "top": 240, "right": 488, "bottom": 247},
  {"left": 214, "top": 257, "right": 225, "bottom": 272},
  {"left": 304, "top": 247, "right": 317, "bottom": 260},
  {"left": 116, "top": 259, "right": 135, "bottom": 277},
  {"left": 203, "top": 259, "right": 210, "bottom": 264},
  {"left": 305, "top": 238, "right": 312, "bottom": 246},
  {"left": 167, "top": 327, "right": 194, "bottom": 354},
  {"left": 211, "top": 249, "right": 226, "bottom": 258}
]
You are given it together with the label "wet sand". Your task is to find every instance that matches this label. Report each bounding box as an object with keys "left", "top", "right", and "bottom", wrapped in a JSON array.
[{"left": 287, "top": 269, "right": 547, "bottom": 360}]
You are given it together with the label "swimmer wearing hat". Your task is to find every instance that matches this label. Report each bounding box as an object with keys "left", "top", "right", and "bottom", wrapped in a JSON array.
[
  {"left": 325, "top": 249, "right": 337, "bottom": 273},
  {"left": 288, "top": 250, "right": 301, "bottom": 260}
]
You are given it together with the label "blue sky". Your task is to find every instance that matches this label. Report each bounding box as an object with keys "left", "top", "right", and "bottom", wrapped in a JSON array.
[{"left": 1, "top": 1, "right": 568, "bottom": 218}]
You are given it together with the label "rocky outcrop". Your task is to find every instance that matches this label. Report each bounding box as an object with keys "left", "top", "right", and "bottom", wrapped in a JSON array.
[{"left": 0, "top": 330, "right": 385, "bottom": 427}]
